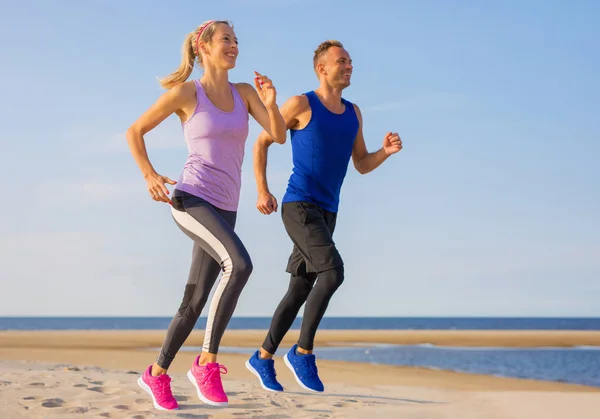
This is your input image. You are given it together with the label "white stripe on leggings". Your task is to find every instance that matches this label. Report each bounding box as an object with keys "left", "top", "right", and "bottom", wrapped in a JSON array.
[{"left": 171, "top": 207, "right": 233, "bottom": 352}]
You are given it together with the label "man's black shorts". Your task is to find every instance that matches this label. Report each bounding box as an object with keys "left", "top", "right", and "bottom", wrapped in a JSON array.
[{"left": 281, "top": 201, "right": 343, "bottom": 276}]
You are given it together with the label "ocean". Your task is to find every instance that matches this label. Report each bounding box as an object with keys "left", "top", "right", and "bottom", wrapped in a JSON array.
[
  {"left": 2, "top": 317, "right": 600, "bottom": 388},
  {"left": 2, "top": 316, "right": 600, "bottom": 331}
]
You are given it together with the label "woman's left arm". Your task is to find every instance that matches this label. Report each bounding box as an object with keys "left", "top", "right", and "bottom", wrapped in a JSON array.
[{"left": 238, "top": 72, "right": 287, "bottom": 144}]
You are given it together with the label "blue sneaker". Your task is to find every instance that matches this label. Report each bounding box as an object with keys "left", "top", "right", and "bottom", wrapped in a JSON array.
[
  {"left": 284, "top": 344, "right": 324, "bottom": 392},
  {"left": 245, "top": 350, "right": 284, "bottom": 392}
]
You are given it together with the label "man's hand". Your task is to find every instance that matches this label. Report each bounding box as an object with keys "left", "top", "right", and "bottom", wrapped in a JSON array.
[
  {"left": 257, "top": 190, "right": 278, "bottom": 215},
  {"left": 383, "top": 132, "right": 403, "bottom": 155}
]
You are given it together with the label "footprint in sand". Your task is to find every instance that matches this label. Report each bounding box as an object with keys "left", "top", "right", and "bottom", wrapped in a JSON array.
[
  {"left": 17, "top": 403, "right": 30, "bottom": 411},
  {"left": 87, "top": 386, "right": 137, "bottom": 396},
  {"left": 135, "top": 398, "right": 151, "bottom": 404},
  {"left": 65, "top": 406, "right": 92, "bottom": 414},
  {"left": 98, "top": 413, "right": 111, "bottom": 418},
  {"left": 28, "top": 382, "right": 45, "bottom": 387},
  {"left": 113, "top": 405, "right": 130, "bottom": 410},
  {"left": 73, "top": 384, "right": 87, "bottom": 388},
  {"left": 22, "top": 396, "right": 38, "bottom": 401},
  {"left": 41, "top": 398, "right": 65, "bottom": 408},
  {"left": 270, "top": 400, "right": 282, "bottom": 407}
]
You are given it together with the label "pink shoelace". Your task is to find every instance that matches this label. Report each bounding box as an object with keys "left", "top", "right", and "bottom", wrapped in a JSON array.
[
  {"left": 201, "top": 364, "right": 228, "bottom": 388},
  {"left": 154, "top": 375, "right": 175, "bottom": 401}
]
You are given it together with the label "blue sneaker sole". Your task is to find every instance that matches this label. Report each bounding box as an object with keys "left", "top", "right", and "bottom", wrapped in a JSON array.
[
  {"left": 245, "top": 360, "right": 284, "bottom": 392},
  {"left": 283, "top": 352, "right": 324, "bottom": 393}
]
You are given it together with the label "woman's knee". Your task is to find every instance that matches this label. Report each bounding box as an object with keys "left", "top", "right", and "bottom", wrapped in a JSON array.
[
  {"left": 177, "top": 284, "right": 207, "bottom": 318},
  {"left": 237, "top": 256, "right": 253, "bottom": 278},
  {"left": 230, "top": 251, "right": 253, "bottom": 282}
]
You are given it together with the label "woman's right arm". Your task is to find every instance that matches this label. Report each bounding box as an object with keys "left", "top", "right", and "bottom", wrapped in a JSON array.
[{"left": 125, "top": 82, "right": 195, "bottom": 203}]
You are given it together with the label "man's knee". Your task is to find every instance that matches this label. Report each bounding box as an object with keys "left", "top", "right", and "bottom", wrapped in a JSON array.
[
  {"left": 319, "top": 264, "right": 344, "bottom": 290},
  {"left": 290, "top": 272, "right": 317, "bottom": 299}
]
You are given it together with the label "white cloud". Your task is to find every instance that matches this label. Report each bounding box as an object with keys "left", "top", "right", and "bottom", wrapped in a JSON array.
[
  {"left": 0, "top": 231, "right": 159, "bottom": 316},
  {"left": 104, "top": 128, "right": 187, "bottom": 153},
  {"left": 65, "top": 118, "right": 187, "bottom": 155},
  {"left": 0, "top": 231, "right": 110, "bottom": 253},
  {"left": 35, "top": 180, "right": 143, "bottom": 209}
]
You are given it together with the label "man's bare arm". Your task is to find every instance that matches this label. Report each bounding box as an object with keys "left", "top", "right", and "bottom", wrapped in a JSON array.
[
  {"left": 253, "top": 132, "right": 275, "bottom": 195},
  {"left": 253, "top": 95, "right": 308, "bottom": 214},
  {"left": 351, "top": 104, "right": 402, "bottom": 174}
]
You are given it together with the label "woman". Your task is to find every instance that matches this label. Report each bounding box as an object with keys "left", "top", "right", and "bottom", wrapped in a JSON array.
[{"left": 126, "top": 20, "right": 286, "bottom": 411}]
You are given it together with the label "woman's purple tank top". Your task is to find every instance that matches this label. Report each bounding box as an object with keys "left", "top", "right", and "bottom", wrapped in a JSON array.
[{"left": 175, "top": 79, "right": 249, "bottom": 211}]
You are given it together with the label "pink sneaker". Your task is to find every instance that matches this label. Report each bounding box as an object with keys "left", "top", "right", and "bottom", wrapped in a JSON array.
[
  {"left": 137, "top": 365, "right": 179, "bottom": 411},
  {"left": 187, "top": 355, "right": 229, "bottom": 406}
]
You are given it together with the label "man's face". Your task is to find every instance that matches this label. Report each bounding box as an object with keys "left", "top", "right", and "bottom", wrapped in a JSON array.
[{"left": 321, "top": 46, "right": 353, "bottom": 88}]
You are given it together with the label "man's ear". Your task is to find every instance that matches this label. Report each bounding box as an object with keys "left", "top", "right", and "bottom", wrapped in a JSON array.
[{"left": 316, "top": 62, "right": 327, "bottom": 76}]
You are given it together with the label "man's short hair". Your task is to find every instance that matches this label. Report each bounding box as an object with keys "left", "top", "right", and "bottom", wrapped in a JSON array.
[{"left": 313, "top": 40, "right": 344, "bottom": 70}]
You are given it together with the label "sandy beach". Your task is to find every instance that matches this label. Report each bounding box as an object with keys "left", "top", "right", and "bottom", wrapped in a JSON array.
[{"left": 1, "top": 330, "right": 600, "bottom": 418}]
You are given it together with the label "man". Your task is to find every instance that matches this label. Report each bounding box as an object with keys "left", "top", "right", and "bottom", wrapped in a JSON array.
[{"left": 245, "top": 40, "right": 403, "bottom": 393}]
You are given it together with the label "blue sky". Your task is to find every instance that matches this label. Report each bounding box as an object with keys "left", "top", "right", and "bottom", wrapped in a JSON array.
[{"left": 1, "top": 0, "right": 598, "bottom": 317}]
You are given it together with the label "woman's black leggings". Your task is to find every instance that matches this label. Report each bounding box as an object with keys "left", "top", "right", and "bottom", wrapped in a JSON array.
[{"left": 156, "top": 190, "right": 252, "bottom": 370}]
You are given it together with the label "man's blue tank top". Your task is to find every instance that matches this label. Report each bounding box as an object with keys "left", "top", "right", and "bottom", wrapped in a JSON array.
[{"left": 282, "top": 91, "right": 359, "bottom": 213}]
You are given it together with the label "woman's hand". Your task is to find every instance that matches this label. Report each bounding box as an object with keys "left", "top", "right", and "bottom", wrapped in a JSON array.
[
  {"left": 253, "top": 71, "right": 277, "bottom": 109},
  {"left": 145, "top": 172, "right": 176, "bottom": 203}
]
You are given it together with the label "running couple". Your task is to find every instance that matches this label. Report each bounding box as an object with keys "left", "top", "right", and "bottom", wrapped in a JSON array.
[{"left": 126, "top": 20, "right": 402, "bottom": 411}]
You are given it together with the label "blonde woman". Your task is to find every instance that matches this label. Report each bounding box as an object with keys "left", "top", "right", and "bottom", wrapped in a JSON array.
[{"left": 126, "top": 20, "right": 286, "bottom": 410}]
